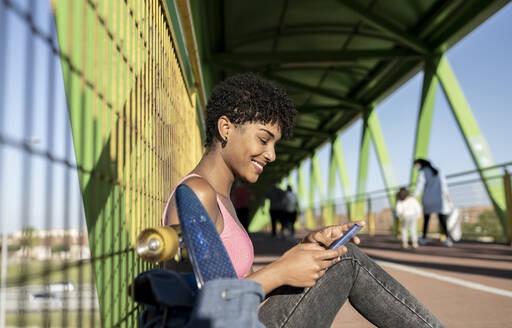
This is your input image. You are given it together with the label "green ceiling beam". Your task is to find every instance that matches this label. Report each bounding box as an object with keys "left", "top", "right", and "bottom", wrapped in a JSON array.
[
  {"left": 296, "top": 105, "right": 359, "bottom": 114},
  {"left": 415, "top": 0, "right": 463, "bottom": 39},
  {"left": 267, "top": 74, "right": 364, "bottom": 109},
  {"left": 337, "top": 0, "right": 430, "bottom": 54},
  {"left": 277, "top": 143, "right": 312, "bottom": 154},
  {"left": 210, "top": 61, "right": 364, "bottom": 109},
  {"left": 229, "top": 24, "right": 398, "bottom": 49},
  {"left": 293, "top": 126, "right": 331, "bottom": 138},
  {"left": 432, "top": 0, "right": 510, "bottom": 53},
  {"left": 353, "top": 61, "right": 398, "bottom": 100},
  {"left": 212, "top": 49, "right": 421, "bottom": 64}
]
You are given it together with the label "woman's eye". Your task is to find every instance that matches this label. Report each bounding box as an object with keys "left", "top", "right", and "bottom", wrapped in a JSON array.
[{"left": 259, "top": 137, "right": 268, "bottom": 145}]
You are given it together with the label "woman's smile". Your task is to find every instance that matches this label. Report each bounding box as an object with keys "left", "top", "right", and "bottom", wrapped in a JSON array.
[{"left": 251, "top": 159, "right": 265, "bottom": 173}]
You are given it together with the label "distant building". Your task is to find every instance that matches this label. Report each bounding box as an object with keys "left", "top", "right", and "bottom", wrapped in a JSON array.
[{"left": 7, "top": 228, "right": 90, "bottom": 260}]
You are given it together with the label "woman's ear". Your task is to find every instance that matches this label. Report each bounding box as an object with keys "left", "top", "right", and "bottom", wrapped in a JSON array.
[{"left": 217, "top": 115, "right": 232, "bottom": 140}]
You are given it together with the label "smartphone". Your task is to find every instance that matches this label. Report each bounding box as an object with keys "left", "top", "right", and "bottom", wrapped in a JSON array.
[{"left": 328, "top": 224, "right": 362, "bottom": 249}]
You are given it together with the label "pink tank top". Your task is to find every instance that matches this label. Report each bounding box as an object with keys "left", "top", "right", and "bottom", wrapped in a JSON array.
[{"left": 161, "top": 174, "right": 254, "bottom": 278}]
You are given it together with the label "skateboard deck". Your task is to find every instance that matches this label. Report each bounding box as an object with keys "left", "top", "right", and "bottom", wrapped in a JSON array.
[{"left": 175, "top": 184, "right": 237, "bottom": 288}]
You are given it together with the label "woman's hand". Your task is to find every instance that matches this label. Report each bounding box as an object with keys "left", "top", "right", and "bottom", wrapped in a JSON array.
[
  {"left": 301, "top": 221, "right": 365, "bottom": 248},
  {"left": 246, "top": 221, "right": 365, "bottom": 294},
  {"left": 246, "top": 241, "right": 344, "bottom": 292},
  {"left": 272, "top": 242, "right": 345, "bottom": 287}
]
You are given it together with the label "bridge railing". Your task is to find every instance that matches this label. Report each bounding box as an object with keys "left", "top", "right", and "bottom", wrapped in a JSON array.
[{"left": 308, "top": 162, "right": 512, "bottom": 244}]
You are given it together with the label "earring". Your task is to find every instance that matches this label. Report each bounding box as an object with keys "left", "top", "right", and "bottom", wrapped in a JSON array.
[{"left": 221, "top": 137, "right": 228, "bottom": 148}]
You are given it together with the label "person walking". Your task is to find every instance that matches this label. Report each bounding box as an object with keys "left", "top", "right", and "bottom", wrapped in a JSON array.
[
  {"left": 396, "top": 187, "right": 422, "bottom": 248},
  {"left": 283, "top": 185, "right": 298, "bottom": 238},
  {"left": 413, "top": 158, "right": 453, "bottom": 246},
  {"left": 266, "top": 184, "right": 286, "bottom": 238}
]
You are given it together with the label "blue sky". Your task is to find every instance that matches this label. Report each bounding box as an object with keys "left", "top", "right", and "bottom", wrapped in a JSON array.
[{"left": 1, "top": 1, "right": 511, "bottom": 232}]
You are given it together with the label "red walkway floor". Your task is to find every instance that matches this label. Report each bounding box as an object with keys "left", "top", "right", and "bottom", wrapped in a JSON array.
[{"left": 251, "top": 232, "right": 512, "bottom": 327}]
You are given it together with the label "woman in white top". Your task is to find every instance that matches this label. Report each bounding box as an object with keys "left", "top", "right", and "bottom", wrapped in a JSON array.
[
  {"left": 396, "top": 187, "right": 422, "bottom": 248},
  {"left": 413, "top": 159, "right": 453, "bottom": 246}
]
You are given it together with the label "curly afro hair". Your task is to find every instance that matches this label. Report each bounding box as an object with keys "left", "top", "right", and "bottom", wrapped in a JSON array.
[{"left": 205, "top": 73, "right": 297, "bottom": 147}]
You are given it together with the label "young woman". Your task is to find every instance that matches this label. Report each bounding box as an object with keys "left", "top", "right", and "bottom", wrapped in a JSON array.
[
  {"left": 163, "top": 74, "right": 445, "bottom": 328},
  {"left": 413, "top": 158, "right": 453, "bottom": 247}
]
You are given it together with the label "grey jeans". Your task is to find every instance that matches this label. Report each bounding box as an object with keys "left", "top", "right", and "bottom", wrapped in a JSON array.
[{"left": 259, "top": 243, "right": 445, "bottom": 328}]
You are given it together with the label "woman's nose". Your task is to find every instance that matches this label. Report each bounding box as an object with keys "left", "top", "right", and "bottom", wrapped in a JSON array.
[{"left": 264, "top": 146, "right": 276, "bottom": 163}]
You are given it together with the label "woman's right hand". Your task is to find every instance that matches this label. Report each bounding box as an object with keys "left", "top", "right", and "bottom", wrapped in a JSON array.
[{"left": 272, "top": 242, "right": 345, "bottom": 287}]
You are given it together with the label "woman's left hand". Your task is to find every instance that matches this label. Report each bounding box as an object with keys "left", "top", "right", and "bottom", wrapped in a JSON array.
[{"left": 301, "top": 221, "right": 365, "bottom": 249}]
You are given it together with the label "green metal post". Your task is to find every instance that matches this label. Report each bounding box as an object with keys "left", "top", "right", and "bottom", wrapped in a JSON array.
[
  {"left": 287, "top": 171, "right": 295, "bottom": 189},
  {"left": 297, "top": 164, "right": 307, "bottom": 229},
  {"left": 307, "top": 159, "right": 316, "bottom": 230},
  {"left": 436, "top": 55, "right": 507, "bottom": 235},
  {"left": 312, "top": 153, "right": 329, "bottom": 227},
  {"left": 410, "top": 57, "right": 438, "bottom": 190},
  {"left": 332, "top": 136, "right": 353, "bottom": 221},
  {"left": 327, "top": 142, "right": 337, "bottom": 225},
  {"left": 248, "top": 199, "right": 271, "bottom": 232},
  {"left": 355, "top": 111, "right": 372, "bottom": 220},
  {"left": 368, "top": 109, "right": 398, "bottom": 208},
  {"left": 504, "top": 170, "right": 512, "bottom": 245}
]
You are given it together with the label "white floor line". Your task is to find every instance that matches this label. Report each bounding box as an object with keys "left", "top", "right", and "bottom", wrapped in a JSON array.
[{"left": 376, "top": 260, "right": 512, "bottom": 298}]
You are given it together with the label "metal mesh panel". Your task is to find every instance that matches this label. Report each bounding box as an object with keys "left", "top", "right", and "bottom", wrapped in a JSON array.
[{"left": 0, "top": 0, "right": 202, "bottom": 326}]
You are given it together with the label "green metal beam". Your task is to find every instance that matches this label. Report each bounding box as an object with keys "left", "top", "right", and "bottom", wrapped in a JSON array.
[
  {"left": 415, "top": 0, "right": 463, "bottom": 39},
  {"left": 296, "top": 104, "right": 358, "bottom": 114},
  {"left": 327, "top": 136, "right": 353, "bottom": 225},
  {"left": 332, "top": 136, "right": 352, "bottom": 203},
  {"left": 210, "top": 61, "right": 364, "bottom": 109},
  {"left": 297, "top": 164, "right": 307, "bottom": 228},
  {"left": 312, "top": 153, "right": 327, "bottom": 226},
  {"left": 267, "top": 74, "right": 364, "bottom": 109},
  {"left": 436, "top": 55, "right": 507, "bottom": 236},
  {"left": 277, "top": 143, "right": 312, "bottom": 154},
  {"left": 293, "top": 126, "right": 332, "bottom": 138},
  {"left": 328, "top": 141, "right": 338, "bottom": 226},
  {"left": 354, "top": 110, "right": 372, "bottom": 220},
  {"left": 410, "top": 57, "right": 439, "bottom": 189},
  {"left": 337, "top": 0, "right": 430, "bottom": 54},
  {"left": 368, "top": 110, "right": 398, "bottom": 207},
  {"left": 353, "top": 61, "right": 398, "bottom": 101},
  {"left": 212, "top": 49, "right": 422, "bottom": 64},
  {"left": 307, "top": 159, "right": 316, "bottom": 229},
  {"left": 229, "top": 24, "right": 399, "bottom": 48}
]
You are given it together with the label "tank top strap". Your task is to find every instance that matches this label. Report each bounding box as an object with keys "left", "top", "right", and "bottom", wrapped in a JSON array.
[{"left": 161, "top": 173, "right": 202, "bottom": 226}]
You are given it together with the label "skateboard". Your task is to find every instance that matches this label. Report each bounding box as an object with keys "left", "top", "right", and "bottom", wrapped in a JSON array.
[{"left": 136, "top": 184, "right": 237, "bottom": 289}]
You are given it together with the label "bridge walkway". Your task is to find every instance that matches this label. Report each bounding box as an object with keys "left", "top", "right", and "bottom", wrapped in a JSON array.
[{"left": 251, "top": 232, "right": 512, "bottom": 327}]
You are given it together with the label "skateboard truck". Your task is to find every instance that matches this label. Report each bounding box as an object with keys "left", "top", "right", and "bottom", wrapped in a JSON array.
[{"left": 136, "top": 226, "right": 187, "bottom": 263}]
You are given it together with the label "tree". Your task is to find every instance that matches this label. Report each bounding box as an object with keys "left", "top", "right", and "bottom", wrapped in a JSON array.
[
  {"left": 19, "top": 226, "right": 39, "bottom": 257},
  {"left": 51, "top": 243, "right": 70, "bottom": 253}
]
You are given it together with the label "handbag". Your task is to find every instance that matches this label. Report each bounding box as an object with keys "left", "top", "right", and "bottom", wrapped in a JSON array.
[{"left": 446, "top": 203, "right": 462, "bottom": 241}]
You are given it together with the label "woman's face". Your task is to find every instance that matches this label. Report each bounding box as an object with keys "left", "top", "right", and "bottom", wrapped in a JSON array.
[{"left": 224, "top": 121, "right": 282, "bottom": 183}]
